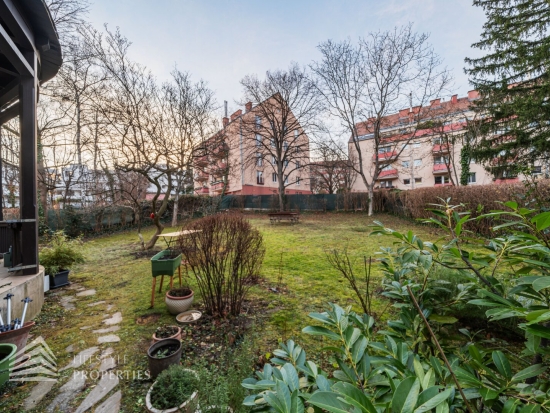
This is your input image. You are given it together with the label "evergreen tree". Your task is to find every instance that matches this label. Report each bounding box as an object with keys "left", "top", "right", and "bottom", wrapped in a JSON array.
[{"left": 466, "top": 0, "right": 550, "bottom": 178}]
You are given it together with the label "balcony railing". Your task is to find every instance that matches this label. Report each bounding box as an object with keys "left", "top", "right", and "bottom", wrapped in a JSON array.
[
  {"left": 373, "top": 151, "right": 397, "bottom": 162},
  {"left": 433, "top": 163, "right": 451, "bottom": 174},
  {"left": 197, "top": 187, "right": 209, "bottom": 194},
  {"left": 210, "top": 181, "right": 226, "bottom": 192},
  {"left": 376, "top": 169, "right": 399, "bottom": 180},
  {"left": 257, "top": 178, "right": 264, "bottom": 185},
  {"left": 433, "top": 144, "right": 452, "bottom": 154}
]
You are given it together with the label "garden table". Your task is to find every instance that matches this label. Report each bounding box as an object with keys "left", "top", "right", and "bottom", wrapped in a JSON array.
[{"left": 159, "top": 230, "right": 201, "bottom": 251}]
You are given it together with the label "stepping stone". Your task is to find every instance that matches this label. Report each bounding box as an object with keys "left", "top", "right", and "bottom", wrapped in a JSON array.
[
  {"left": 59, "top": 347, "right": 99, "bottom": 371},
  {"left": 80, "top": 326, "right": 92, "bottom": 330},
  {"left": 95, "top": 390, "right": 122, "bottom": 413},
  {"left": 98, "top": 334, "right": 120, "bottom": 344},
  {"left": 66, "top": 284, "right": 83, "bottom": 290},
  {"left": 87, "top": 301, "right": 106, "bottom": 307},
  {"left": 74, "top": 373, "right": 119, "bottom": 413},
  {"left": 65, "top": 344, "right": 74, "bottom": 353},
  {"left": 100, "top": 348, "right": 114, "bottom": 359},
  {"left": 24, "top": 380, "right": 56, "bottom": 410},
  {"left": 60, "top": 296, "right": 76, "bottom": 310},
  {"left": 102, "top": 312, "right": 122, "bottom": 326},
  {"left": 76, "top": 289, "right": 96, "bottom": 297},
  {"left": 92, "top": 326, "right": 120, "bottom": 334},
  {"left": 47, "top": 372, "right": 86, "bottom": 412},
  {"left": 99, "top": 357, "right": 116, "bottom": 372},
  {"left": 106, "top": 304, "right": 114, "bottom": 311}
]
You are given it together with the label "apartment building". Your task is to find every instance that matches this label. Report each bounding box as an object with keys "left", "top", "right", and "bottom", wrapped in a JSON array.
[
  {"left": 349, "top": 91, "right": 545, "bottom": 192},
  {"left": 193, "top": 96, "right": 312, "bottom": 196}
]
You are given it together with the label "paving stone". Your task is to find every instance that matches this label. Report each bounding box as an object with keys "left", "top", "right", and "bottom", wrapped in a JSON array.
[
  {"left": 97, "top": 334, "right": 120, "bottom": 344},
  {"left": 60, "top": 296, "right": 76, "bottom": 310},
  {"left": 100, "top": 348, "right": 114, "bottom": 359},
  {"left": 65, "top": 344, "right": 74, "bottom": 353},
  {"left": 46, "top": 372, "right": 86, "bottom": 412},
  {"left": 59, "top": 347, "right": 99, "bottom": 371},
  {"left": 77, "top": 287, "right": 86, "bottom": 291},
  {"left": 99, "top": 356, "right": 116, "bottom": 372},
  {"left": 74, "top": 373, "right": 119, "bottom": 413},
  {"left": 66, "top": 284, "right": 83, "bottom": 290},
  {"left": 76, "top": 289, "right": 96, "bottom": 297},
  {"left": 24, "top": 380, "right": 56, "bottom": 410},
  {"left": 95, "top": 390, "right": 122, "bottom": 413},
  {"left": 106, "top": 304, "right": 114, "bottom": 311},
  {"left": 87, "top": 301, "right": 106, "bottom": 307},
  {"left": 80, "top": 326, "right": 92, "bottom": 330},
  {"left": 102, "top": 312, "right": 122, "bottom": 326},
  {"left": 92, "top": 326, "right": 120, "bottom": 334}
]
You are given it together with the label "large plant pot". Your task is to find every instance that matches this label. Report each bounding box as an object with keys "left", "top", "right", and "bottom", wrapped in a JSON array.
[
  {"left": 147, "top": 338, "right": 182, "bottom": 379},
  {"left": 49, "top": 270, "right": 70, "bottom": 289},
  {"left": 165, "top": 289, "right": 194, "bottom": 315},
  {"left": 145, "top": 369, "right": 198, "bottom": 413},
  {"left": 0, "top": 343, "right": 16, "bottom": 387},
  {"left": 152, "top": 326, "right": 182, "bottom": 344},
  {"left": 151, "top": 250, "right": 182, "bottom": 278},
  {"left": 0, "top": 321, "right": 35, "bottom": 354},
  {"left": 3, "top": 252, "right": 11, "bottom": 268}
]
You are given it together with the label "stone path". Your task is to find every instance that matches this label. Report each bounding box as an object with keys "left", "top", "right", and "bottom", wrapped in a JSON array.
[{"left": 23, "top": 285, "right": 123, "bottom": 412}]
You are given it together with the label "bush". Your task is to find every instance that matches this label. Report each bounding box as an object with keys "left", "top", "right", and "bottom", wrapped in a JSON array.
[
  {"left": 150, "top": 365, "right": 198, "bottom": 410},
  {"left": 39, "top": 231, "right": 85, "bottom": 275},
  {"left": 178, "top": 213, "right": 265, "bottom": 317}
]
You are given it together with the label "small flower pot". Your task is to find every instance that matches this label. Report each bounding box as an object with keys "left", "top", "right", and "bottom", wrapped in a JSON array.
[
  {"left": 145, "top": 369, "right": 198, "bottom": 413},
  {"left": 152, "top": 326, "right": 182, "bottom": 343},
  {"left": 0, "top": 343, "right": 16, "bottom": 387},
  {"left": 49, "top": 270, "right": 70, "bottom": 289},
  {"left": 147, "top": 338, "right": 182, "bottom": 379},
  {"left": 165, "top": 289, "right": 194, "bottom": 315}
]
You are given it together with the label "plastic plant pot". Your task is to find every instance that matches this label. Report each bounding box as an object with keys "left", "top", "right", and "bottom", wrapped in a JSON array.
[
  {"left": 151, "top": 250, "right": 182, "bottom": 278},
  {"left": 0, "top": 343, "right": 17, "bottom": 387}
]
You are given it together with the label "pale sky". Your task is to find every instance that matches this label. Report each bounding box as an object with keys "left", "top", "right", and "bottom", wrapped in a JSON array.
[{"left": 88, "top": 0, "right": 486, "bottom": 116}]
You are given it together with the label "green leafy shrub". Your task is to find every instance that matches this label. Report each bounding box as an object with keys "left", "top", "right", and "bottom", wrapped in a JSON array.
[
  {"left": 150, "top": 365, "right": 198, "bottom": 410},
  {"left": 39, "top": 231, "right": 85, "bottom": 275}
]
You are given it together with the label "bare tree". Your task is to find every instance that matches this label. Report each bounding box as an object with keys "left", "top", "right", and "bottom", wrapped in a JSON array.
[
  {"left": 310, "top": 139, "right": 356, "bottom": 194},
  {"left": 239, "top": 63, "right": 322, "bottom": 211},
  {"left": 312, "top": 25, "right": 451, "bottom": 215}
]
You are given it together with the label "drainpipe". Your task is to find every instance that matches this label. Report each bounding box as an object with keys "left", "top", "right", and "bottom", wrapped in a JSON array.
[{"left": 240, "top": 117, "right": 244, "bottom": 188}]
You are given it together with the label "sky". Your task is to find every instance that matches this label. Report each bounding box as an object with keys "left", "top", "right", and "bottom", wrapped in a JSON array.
[{"left": 87, "top": 0, "right": 487, "bottom": 116}]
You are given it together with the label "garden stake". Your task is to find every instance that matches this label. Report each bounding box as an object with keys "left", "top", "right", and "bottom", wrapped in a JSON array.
[
  {"left": 13, "top": 318, "right": 20, "bottom": 330},
  {"left": 4, "top": 293, "right": 13, "bottom": 328},
  {"left": 0, "top": 309, "right": 4, "bottom": 328},
  {"left": 406, "top": 285, "right": 474, "bottom": 413},
  {"left": 19, "top": 297, "right": 31, "bottom": 328}
]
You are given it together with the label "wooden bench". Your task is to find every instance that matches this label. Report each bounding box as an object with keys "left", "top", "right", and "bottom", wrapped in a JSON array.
[{"left": 268, "top": 212, "right": 300, "bottom": 224}]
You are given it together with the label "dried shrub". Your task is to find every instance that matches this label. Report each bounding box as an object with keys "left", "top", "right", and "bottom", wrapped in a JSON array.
[{"left": 178, "top": 214, "right": 265, "bottom": 317}]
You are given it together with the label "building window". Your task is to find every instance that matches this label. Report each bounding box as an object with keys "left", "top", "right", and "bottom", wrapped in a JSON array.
[
  {"left": 256, "top": 153, "right": 263, "bottom": 166},
  {"left": 402, "top": 160, "right": 410, "bottom": 168},
  {"left": 296, "top": 161, "right": 301, "bottom": 168},
  {"left": 468, "top": 172, "right": 476, "bottom": 183},
  {"left": 255, "top": 116, "right": 261, "bottom": 129},
  {"left": 296, "top": 176, "right": 300, "bottom": 186},
  {"left": 294, "top": 130, "right": 298, "bottom": 139},
  {"left": 283, "top": 142, "right": 289, "bottom": 151},
  {"left": 402, "top": 143, "right": 409, "bottom": 151},
  {"left": 433, "top": 137, "right": 443, "bottom": 145},
  {"left": 381, "top": 164, "right": 393, "bottom": 171},
  {"left": 255, "top": 134, "right": 262, "bottom": 147},
  {"left": 270, "top": 139, "right": 275, "bottom": 147},
  {"left": 434, "top": 156, "right": 448, "bottom": 165},
  {"left": 380, "top": 180, "right": 392, "bottom": 188},
  {"left": 284, "top": 159, "right": 289, "bottom": 167},
  {"left": 415, "top": 177, "right": 422, "bottom": 184},
  {"left": 272, "top": 155, "right": 277, "bottom": 165},
  {"left": 257, "top": 171, "right": 264, "bottom": 184},
  {"left": 378, "top": 146, "right": 392, "bottom": 154},
  {"left": 532, "top": 166, "right": 542, "bottom": 175},
  {"left": 284, "top": 175, "right": 289, "bottom": 184},
  {"left": 435, "top": 175, "right": 450, "bottom": 184},
  {"left": 414, "top": 159, "right": 422, "bottom": 167},
  {"left": 272, "top": 173, "right": 277, "bottom": 182},
  {"left": 404, "top": 178, "right": 411, "bottom": 185},
  {"left": 413, "top": 142, "right": 421, "bottom": 149}
]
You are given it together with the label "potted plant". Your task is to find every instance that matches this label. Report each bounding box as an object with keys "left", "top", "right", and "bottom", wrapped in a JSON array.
[
  {"left": 152, "top": 325, "right": 182, "bottom": 343},
  {"left": 39, "top": 231, "right": 84, "bottom": 289},
  {"left": 147, "top": 338, "right": 182, "bottom": 379},
  {"left": 0, "top": 343, "right": 16, "bottom": 387},
  {"left": 165, "top": 287, "right": 194, "bottom": 315},
  {"left": 145, "top": 365, "right": 198, "bottom": 413},
  {"left": 151, "top": 249, "right": 182, "bottom": 278}
]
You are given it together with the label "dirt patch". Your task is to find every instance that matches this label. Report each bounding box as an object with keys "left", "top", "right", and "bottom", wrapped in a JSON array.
[
  {"left": 133, "top": 249, "right": 162, "bottom": 259},
  {"left": 136, "top": 313, "right": 161, "bottom": 325}
]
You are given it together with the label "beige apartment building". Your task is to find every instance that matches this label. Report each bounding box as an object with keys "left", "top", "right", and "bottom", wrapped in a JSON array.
[
  {"left": 193, "top": 97, "right": 312, "bottom": 196},
  {"left": 349, "top": 91, "right": 545, "bottom": 192}
]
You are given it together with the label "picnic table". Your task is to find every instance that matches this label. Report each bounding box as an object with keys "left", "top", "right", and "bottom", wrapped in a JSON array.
[
  {"left": 268, "top": 212, "right": 300, "bottom": 224},
  {"left": 159, "top": 230, "right": 201, "bottom": 251}
]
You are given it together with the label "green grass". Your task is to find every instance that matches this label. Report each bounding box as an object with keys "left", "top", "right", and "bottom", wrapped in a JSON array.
[{"left": 1, "top": 212, "right": 443, "bottom": 412}]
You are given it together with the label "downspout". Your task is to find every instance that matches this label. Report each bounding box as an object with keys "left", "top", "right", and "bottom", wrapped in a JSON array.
[{"left": 240, "top": 117, "right": 244, "bottom": 188}]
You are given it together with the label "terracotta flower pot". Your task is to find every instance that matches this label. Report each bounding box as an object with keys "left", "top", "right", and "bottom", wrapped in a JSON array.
[
  {"left": 165, "top": 289, "right": 194, "bottom": 315},
  {"left": 152, "top": 326, "right": 182, "bottom": 343}
]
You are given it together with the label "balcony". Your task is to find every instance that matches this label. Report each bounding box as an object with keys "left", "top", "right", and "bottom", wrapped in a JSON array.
[
  {"left": 197, "top": 187, "right": 209, "bottom": 194},
  {"left": 376, "top": 169, "right": 399, "bottom": 180},
  {"left": 194, "top": 156, "right": 208, "bottom": 167},
  {"left": 433, "top": 144, "right": 452, "bottom": 154},
  {"left": 373, "top": 151, "right": 397, "bottom": 163},
  {"left": 433, "top": 163, "right": 451, "bottom": 174},
  {"left": 210, "top": 181, "right": 226, "bottom": 192},
  {"left": 195, "top": 172, "right": 208, "bottom": 182},
  {"left": 494, "top": 177, "right": 519, "bottom": 184}
]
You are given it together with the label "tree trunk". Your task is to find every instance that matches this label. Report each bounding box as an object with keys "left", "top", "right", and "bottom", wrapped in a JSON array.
[
  {"left": 145, "top": 217, "right": 164, "bottom": 250},
  {"left": 368, "top": 185, "right": 374, "bottom": 216}
]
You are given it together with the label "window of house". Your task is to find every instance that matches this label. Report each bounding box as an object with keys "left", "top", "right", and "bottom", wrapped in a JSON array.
[
  {"left": 532, "top": 166, "right": 542, "bottom": 175},
  {"left": 296, "top": 176, "right": 300, "bottom": 186},
  {"left": 294, "top": 130, "right": 299, "bottom": 139},
  {"left": 295, "top": 146, "right": 300, "bottom": 153},
  {"left": 378, "top": 146, "right": 392, "bottom": 154},
  {"left": 381, "top": 164, "right": 393, "bottom": 171},
  {"left": 413, "top": 142, "right": 421, "bottom": 149},
  {"left": 434, "top": 156, "right": 448, "bottom": 164},
  {"left": 255, "top": 116, "right": 261, "bottom": 129},
  {"left": 255, "top": 134, "right": 262, "bottom": 147},
  {"left": 256, "top": 171, "right": 264, "bottom": 184},
  {"left": 284, "top": 159, "right": 289, "bottom": 167},
  {"left": 270, "top": 139, "right": 275, "bottom": 147},
  {"left": 272, "top": 173, "right": 277, "bottom": 182},
  {"left": 433, "top": 137, "right": 443, "bottom": 145},
  {"left": 380, "top": 180, "right": 392, "bottom": 188},
  {"left": 404, "top": 178, "right": 411, "bottom": 185},
  {"left": 256, "top": 153, "right": 263, "bottom": 166},
  {"left": 272, "top": 156, "right": 277, "bottom": 165},
  {"left": 415, "top": 177, "right": 422, "bottom": 184},
  {"left": 414, "top": 159, "right": 422, "bottom": 167},
  {"left": 468, "top": 172, "right": 476, "bottom": 183},
  {"left": 402, "top": 143, "right": 409, "bottom": 150},
  {"left": 435, "top": 175, "right": 450, "bottom": 184},
  {"left": 284, "top": 175, "right": 289, "bottom": 184},
  {"left": 283, "top": 142, "right": 289, "bottom": 151},
  {"left": 296, "top": 161, "right": 301, "bottom": 168},
  {"left": 470, "top": 158, "right": 476, "bottom": 164},
  {"left": 402, "top": 160, "right": 410, "bottom": 168}
]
